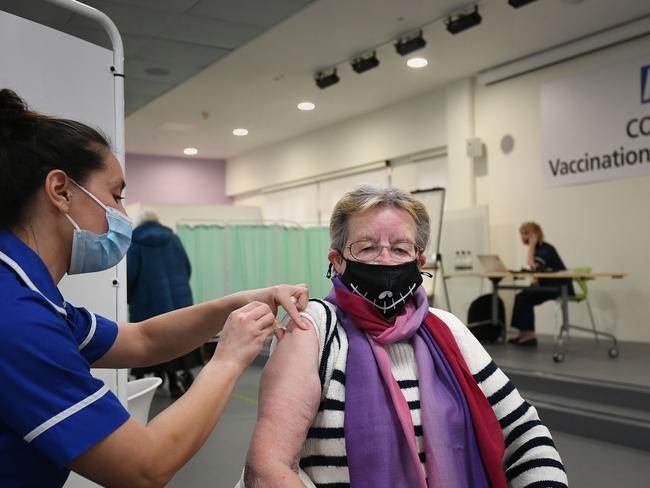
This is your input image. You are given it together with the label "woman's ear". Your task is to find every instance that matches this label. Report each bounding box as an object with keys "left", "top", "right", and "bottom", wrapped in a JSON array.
[
  {"left": 327, "top": 249, "right": 346, "bottom": 275},
  {"left": 44, "top": 170, "right": 73, "bottom": 213},
  {"left": 418, "top": 254, "right": 427, "bottom": 268}
]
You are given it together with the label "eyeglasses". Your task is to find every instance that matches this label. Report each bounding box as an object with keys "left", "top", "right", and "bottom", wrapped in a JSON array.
[{"left": 345, "top": 240, "right": 422, "bottom": 263}]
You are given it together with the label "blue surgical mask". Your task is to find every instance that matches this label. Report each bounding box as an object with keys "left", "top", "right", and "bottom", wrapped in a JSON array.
[{"left": 65, "top": 180, "right": 132, "bottom": 275}]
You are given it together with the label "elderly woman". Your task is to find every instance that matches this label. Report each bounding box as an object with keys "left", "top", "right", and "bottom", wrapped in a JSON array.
[{"left": 243, "top": 186, "right": 567, "bottom": 488}]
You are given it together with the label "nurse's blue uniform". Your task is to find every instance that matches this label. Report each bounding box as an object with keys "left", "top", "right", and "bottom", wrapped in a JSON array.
[{"left": 0, "top": 230, "right": 130, "bottom": 486}]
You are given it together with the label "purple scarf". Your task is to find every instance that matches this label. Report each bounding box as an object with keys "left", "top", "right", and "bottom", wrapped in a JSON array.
[{"left": 326, "top": 277, "right": 489, "bottom": 487}]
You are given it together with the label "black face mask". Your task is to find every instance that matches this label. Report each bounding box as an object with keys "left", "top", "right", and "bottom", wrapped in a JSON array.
[{"left": 338, "top": 258, "right": 425, "bottom": 318}]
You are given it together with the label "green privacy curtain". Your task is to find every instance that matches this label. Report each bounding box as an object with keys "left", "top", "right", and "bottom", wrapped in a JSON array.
[
  {"left": 177, "top": 224, "right": 332, "bottom": 304},
  {"left": 176, "top": 224, "right": 227, "bottom": 304}
]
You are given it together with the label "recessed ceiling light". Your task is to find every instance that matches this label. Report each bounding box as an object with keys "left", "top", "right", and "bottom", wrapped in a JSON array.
[
  {"left": 407, "top": 57, "right": 428, "bottom": 68},
  {"left": 183, "top": 147, "right": 198, "bottom": 155},
  {"left": 233, "top": 128, "right": 249, "bottom": 136},
  {"left": 297, "top": 102, "right": 315, "bottom": 111}
]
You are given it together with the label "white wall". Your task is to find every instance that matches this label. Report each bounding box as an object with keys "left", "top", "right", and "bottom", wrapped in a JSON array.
[
  {"left": 126, "top": 202, "right": 262, "bottom": 230},
  {"left": 227, "top": 36, "right": 649, "bottom": 343},
  {"left": 234, "top": 167, "right": 390, "bottom": 225},
  {"left": 391, "top": 154, "right": 448, "bottom": 193},
  {"left": 475, "top": 36, "right": 650, "bottom": 342},
  {"left": 226, "top": 87, "right": 447, "bottom": 196},
  {"left": 446, "top": 79, "right": 476, "bottom": 210}
]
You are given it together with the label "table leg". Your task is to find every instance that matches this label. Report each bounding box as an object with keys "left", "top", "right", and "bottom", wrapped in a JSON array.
[
  {"left": 490, "top": 278, "right": 505, "bottom": 343},
  {"left": 553, "top": 284, "right": 569, "bottom": 362},
  {"left": 561, "top": 284, "right": 569, "bottom": 331}
]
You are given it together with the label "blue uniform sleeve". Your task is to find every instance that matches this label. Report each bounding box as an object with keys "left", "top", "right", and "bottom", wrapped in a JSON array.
[
  {"left": 0, "top": 296, "right": 130, "bottom": 467},
  {"left": 65, "top": 304, "right": 119, "bottom": 364}
]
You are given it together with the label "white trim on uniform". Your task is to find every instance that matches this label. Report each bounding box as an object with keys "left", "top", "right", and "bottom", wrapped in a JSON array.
[
  {"left": 78, "top": 311, "right": 97, "bottom": 351},
  {"left": 24, "top": 385, "right": 110, "bottom": 443},
  {"left": 0, "top": 251, "right": 67, "bottom": 317}
]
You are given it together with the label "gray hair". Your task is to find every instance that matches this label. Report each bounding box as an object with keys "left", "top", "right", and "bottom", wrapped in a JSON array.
[
  {"left": 139, "top": 209, "right": 159, "bottom": 225},
  {"left": 329, "top": 185, "right": 430, "bottom": 251}
]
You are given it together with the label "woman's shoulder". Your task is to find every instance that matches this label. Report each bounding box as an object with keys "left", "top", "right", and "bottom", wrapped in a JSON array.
[
  {"left": 275, "top": 298, "right": 339, "bottom": 347},
  {"left": 537, "top": 240, "right": 558, "bottom": 253},
  {"left": 0, "top": 274, "right": 62, "bottom": 324},
  {"left": 300, "top": 299, "right": 338, "bottom": 342},
  {"left": 273, "top": 298, "right": 345, "bottom": 390},
  {"left": 427, "top": 307, "right": 492, "bottom": 372},
  {"left": 428, "top": 307, "right": 467, "bottom": 336}
]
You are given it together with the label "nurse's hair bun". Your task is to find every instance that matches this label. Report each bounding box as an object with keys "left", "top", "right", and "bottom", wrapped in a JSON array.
[
  {"left": 0, "top": 88, "right": 28, "bottom": 117},
  {"left": 0, "top": 88, "right": 111, "bottom": 230},
  {"left": 0, "top": 89, "right": 29, "bottom": 136},
  {"left": 0, "top": 89, "right": 49, "bottom": 140}
]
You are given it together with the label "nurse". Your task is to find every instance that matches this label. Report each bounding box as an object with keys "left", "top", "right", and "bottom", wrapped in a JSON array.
[{"left": 0, "top": 88, "right": 308, "bottom": 487}]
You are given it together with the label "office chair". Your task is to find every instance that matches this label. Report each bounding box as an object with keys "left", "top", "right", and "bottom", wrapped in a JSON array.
[{"left": 554, "top": 266, "right": 597, "bottom": 342}]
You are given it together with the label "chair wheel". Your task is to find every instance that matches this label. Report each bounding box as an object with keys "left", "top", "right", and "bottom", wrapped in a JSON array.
[
  {"left": 608, "top": 347, "right": 619, "bottom": 358},
  {"left": 553, "top": 352, "right": 565, "bottom": 363}
]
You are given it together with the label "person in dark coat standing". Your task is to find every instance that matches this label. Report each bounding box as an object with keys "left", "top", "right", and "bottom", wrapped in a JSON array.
[{"left": 127, "top": 210, "right": 203, "bottom": 398}]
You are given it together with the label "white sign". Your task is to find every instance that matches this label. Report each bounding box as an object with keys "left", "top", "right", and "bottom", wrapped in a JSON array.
[{"left": 541, "top": 56, "right": 650, "bottom": 187}]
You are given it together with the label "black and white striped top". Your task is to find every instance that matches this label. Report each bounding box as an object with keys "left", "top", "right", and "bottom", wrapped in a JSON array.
[{"left": 291, "top": 299, "right": 568, "bottom": 488}]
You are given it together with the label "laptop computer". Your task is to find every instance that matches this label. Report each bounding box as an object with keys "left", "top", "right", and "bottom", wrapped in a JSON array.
[
  {"left": 477, "top": 254, "right": 509, "bottom": 273},
  {"left": 478, "top": 255, "right": 533, "bottom": 274}
]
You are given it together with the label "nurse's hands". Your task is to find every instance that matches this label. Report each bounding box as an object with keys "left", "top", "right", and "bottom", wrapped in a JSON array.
[
  {"left": 212, "top": 301, "right": 276, "bottom": 373},
  {"left": 254, "top": 284, "right": 310, "bottom": 329}
]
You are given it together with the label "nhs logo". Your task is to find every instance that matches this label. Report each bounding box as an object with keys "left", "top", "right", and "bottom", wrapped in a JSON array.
[{"left": 642, "top": 65, "right": 650, "bottom": 104}]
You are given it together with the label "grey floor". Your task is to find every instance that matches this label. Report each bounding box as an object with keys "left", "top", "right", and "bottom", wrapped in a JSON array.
[
  {"left": 484, "top": 333, "right": 650, "bottom": 388},
  {"left": 150, "top": 367, "right": 260, "bottom": 488},
  {"left": 150, "top": 343, "right": 650, "bottom": 488}
]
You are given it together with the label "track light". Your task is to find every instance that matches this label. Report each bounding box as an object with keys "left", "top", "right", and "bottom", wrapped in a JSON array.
[
  {"left": 395, "top": 31, "right": 426, "bottom": 56},
  {"left": 446, "top": 6, "right": 482, "bottom": 35},
  {"left": 315, "top": 69, "right": 340, "bottom": 89},
  {"left": 351, "top": 51, "right": 380, "bottom": 74},
  {"left": 508, "top": 0, "right": 538, "bottom": 7}
]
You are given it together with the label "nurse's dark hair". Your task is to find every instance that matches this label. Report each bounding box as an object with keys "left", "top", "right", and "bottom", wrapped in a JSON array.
[{"left": 0, "top": 88, "right": 110, "bottom": 229}]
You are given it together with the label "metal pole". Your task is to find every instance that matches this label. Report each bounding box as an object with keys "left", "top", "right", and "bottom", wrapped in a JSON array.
[
  {"left": 438, "top": 255, "right": 451, "bottom": 312},
  {"left": 412, "top": 187, "right": 446, "bottom": 309},
  {"left": 43, "top": 1, "right": 124, "bottom": 162}
]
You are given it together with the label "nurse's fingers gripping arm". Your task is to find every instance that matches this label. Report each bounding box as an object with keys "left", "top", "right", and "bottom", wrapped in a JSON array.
[
  {"left": 273, "top": 284, "right": 310, "bottom": 329},
  {"left": 211, "top": 301, "right": 276, "bottom": 370}
]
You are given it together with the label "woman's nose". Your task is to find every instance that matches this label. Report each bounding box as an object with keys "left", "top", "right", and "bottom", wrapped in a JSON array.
[{"left": 375, "top": 246, "right": 394, "bottom": 264}]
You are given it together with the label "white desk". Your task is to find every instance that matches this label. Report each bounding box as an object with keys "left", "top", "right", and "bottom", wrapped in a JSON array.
[{"left": 439, "top": 270, "right": 627, "bottom": 362}]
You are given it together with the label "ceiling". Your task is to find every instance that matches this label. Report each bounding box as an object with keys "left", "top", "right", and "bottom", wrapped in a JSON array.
[
  {"left": 125, "top": 0, "right": 650, "bottom": 159},
  {"left": 0, "top": 0, "right": 313, "bottom": 113},
  {"left": 3, "top": 1, "right": 650, "bottom": 160}
]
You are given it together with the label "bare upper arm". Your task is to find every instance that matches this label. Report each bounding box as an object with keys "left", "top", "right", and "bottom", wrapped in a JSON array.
[
  {"left": 246, "top": 318, "right": 321, "bottom": 474},
  {"left": 67, "top": 417, "right": 166, "bottom": 488},
  {"left": 92, "top": 321, "right": 146, "bottom": 368}
]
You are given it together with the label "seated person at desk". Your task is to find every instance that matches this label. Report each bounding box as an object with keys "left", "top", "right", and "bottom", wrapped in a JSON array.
[
  {"left": 509, "top": 222, "right": 574, "bottom": 347},
  {"left": 242, "top": 187, "right": 567, "bottom": 488}
]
